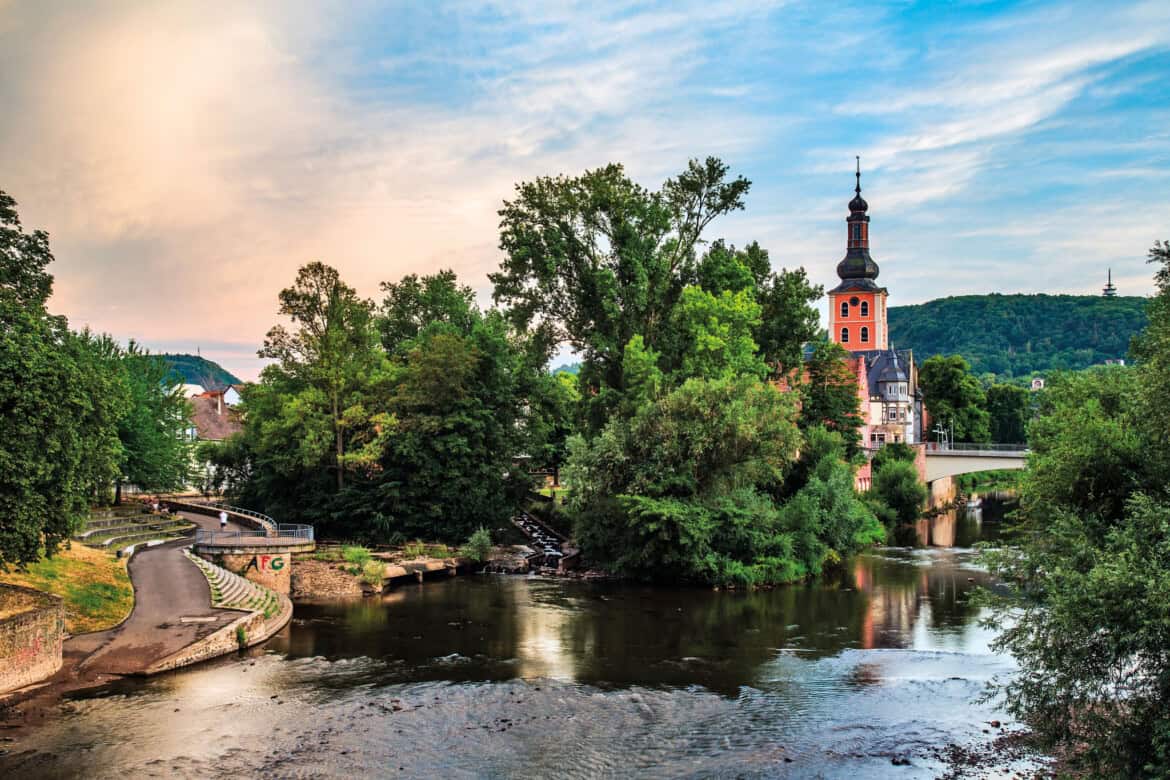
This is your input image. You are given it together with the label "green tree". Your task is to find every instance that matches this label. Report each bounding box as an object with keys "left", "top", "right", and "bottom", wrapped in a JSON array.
[
  {"left": 670, "top": 286, "right": 767, "bottom": 381},
  {"left": 799, "top": 341, "right": 863, "bottom": 455},
  {"left": 985, "top": 382, "right": 1030, "bottom": 444},
  {"left": 0, "top": 191, "right": 126, "bottom": 567},
  {"left": 491, "top": 158, "right": 750, "bottom": 425},
  {"left": 116, "top": 342, "right": 192, "bottom": 500},
  {"left": 259, "top": 262, "right": 387, "bottom": 489},
  {"left": 919, "top": 354, "right": 991, "bottom": 443},
  {"left": 869, "top": 459, "right": 926, "bottom": 527},
  {"left": 378, "top": 269, "right": 478, "bottom": 355},
  {"left": 984, "top": 244, "right": 1170, "bottom": 776},
  {"left": 756, "top": 266, "right": 823, "bottom": 374}
]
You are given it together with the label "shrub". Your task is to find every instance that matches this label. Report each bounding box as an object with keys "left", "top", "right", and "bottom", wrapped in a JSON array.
[
  {"left": 459, "top": 527, "right": 493, "bottom": 562},
  {"left": 869, "top": 459, "right": 927, "bottom": 527},
  {"left": 402, "top": 540, "right": 426, "bottom": 559},
  {"left": 425, "top": 543, "right": 450, "bottom": 558},
  {"left": 342, "top": 545, "right": 371, "bottom": 565},
  {"left": 360, "top": 559, "right": 384, "bottom": 587}
]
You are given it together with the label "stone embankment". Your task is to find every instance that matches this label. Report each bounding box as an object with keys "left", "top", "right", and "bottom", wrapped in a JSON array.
[{"left": 0, "top": 586, "right": 63, "bottom": 695}]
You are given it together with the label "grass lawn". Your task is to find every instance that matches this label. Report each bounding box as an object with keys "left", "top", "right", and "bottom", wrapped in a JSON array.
[{"left": 0, "top": 544, "right": 134, "bottom": 634}]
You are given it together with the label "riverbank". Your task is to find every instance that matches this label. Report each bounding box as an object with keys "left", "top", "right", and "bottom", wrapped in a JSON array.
[{"left": 0, "top": 544, "right": 133, "bottom": 635}]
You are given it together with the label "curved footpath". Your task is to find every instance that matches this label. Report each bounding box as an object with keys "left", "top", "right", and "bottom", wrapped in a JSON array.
[
  {"left": 2, "top": 510, "right": 290, "bottom": 716},
  {"left": 77, "top": 511, "right": 250, "bottom": 675}
]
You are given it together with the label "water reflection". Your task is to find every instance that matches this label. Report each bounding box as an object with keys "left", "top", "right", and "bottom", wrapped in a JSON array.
[
  {"left": 3, "top": 520, "right": 1024, "bottom": 780},
  {"left": 916, "top": 491, "right": 1015, "bottom": 547},
  {"left": 270, "top": 542, "right": 999, "bottom": 696}
]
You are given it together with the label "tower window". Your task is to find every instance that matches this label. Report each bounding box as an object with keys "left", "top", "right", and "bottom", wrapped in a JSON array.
[
  {"left": 840, "top": 327, "right": 849, "bottom": 343},
  {"left": 852, "top": 224, "right": 861, "bottom": 241},
  {"left": 860, "top": 326, "right": 869, "bottom": 343},
  {"left": 840, "top": 301, "right": 848, "bottom": 318},
  {"left": 860, "top": 301, "right": 869, "bottom": 317}
]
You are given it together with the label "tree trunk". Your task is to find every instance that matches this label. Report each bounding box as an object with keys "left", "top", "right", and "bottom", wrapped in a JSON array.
[
  {"left": 334, "top": 392, "right": 344, "bottom": 489},
  {"left": 115, "top": 479, "right": 122, "bottom": 506}
]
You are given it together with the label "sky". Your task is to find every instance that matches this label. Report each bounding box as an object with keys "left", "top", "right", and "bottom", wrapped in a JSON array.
[{"left": 1, "top": 0, "right": 1167, "bottom": 380}]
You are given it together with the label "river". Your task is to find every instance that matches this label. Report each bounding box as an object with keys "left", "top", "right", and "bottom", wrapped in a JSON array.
[{"left": 2, "top": 495, "right": 1033, "bottom": 778}]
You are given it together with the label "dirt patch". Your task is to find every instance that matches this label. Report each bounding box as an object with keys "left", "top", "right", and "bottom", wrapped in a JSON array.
[
  {"left": 0, "top": 545, "right": 133, "bottom": 634},
  {"left": 291, "top": 559, "right": 366, "bottom": 599}
]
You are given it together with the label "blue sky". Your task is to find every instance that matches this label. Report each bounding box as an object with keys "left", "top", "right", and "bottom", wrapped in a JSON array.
[{"left": 1, "top": 0, "right": 1167, "bottom": 378}]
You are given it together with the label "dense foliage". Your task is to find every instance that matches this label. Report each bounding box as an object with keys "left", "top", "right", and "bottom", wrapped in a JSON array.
[
  {"left": 217, "top": 266, "right": 554, "bottom": 543},
  {"left": 0, "top": 191, "right": 190, "bottom": 568},
  {"left": 984, "top": 243, "right": 1170, "bottom": 777},
  {"left": 888, "top": 294, "right": 1147, "bottom": 377},
  {"left": 919, "top": 354, "right": 991, "bottom": 443},
  {"left": 497, "top": 159, "right": 884, "bottom": 586},
  {"left": 162, "top": 353, "right": 241, "bottom": 388}
]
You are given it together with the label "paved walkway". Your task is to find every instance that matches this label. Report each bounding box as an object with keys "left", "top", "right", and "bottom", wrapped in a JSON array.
[{"left": 72, "top": 511, "right": 250, "bottom": 675}]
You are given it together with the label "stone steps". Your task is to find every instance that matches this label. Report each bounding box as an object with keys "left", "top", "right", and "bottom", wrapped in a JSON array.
[
  {"left": 77, "top": 518, "right": 191, "bottom": 540},
  {"left": 184, "top": 550, "right": 282, "bottom": 618}
]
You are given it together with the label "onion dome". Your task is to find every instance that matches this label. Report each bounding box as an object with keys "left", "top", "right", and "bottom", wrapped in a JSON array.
[{"left": 833, "top": 156, "right": 881, "bottom": 288}]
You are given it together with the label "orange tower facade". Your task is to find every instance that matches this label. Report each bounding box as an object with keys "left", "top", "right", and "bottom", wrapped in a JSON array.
[{"left": 828, "top": 159, "right": 887, "bottom": 351}]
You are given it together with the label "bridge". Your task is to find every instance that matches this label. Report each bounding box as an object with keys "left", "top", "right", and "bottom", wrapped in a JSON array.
[{"left": 923, "top": 443, "right": 1028, "bottom": 482}]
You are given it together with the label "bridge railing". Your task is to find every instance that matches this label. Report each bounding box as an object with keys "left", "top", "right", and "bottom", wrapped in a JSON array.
[
  {"left": 203, "top": 502, "right": 277, "bottom": 532},
  {"left": 926, "top": 442, "right": 1028, "bottom": 453},
  {"left": 194, "top": 524, "right": 314, "bottom": 545}
]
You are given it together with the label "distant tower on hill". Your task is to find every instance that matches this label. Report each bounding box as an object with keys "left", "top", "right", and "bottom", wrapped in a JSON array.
[
  {"left": 828, "top": 157, "right": 887, "bottom": 351},
  {"left": 1103, "top": 269, "right": 1117, "bottom": 297}
]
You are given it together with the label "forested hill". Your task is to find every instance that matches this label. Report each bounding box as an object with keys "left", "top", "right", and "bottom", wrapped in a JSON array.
[
  {"left": 162, "top": 354, "right": 241, "bottom": 388},
  {"left": 887, "top": 294, "right": 1148, "bottom": 376}
]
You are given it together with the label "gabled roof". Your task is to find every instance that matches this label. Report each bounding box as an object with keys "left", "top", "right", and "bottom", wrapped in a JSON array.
[{"left": 189, "top": 395, "right": 243, "bottom": 441}]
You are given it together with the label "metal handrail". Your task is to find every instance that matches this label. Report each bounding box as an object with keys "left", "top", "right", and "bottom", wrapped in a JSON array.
[
  {"left": 205, "top": 502, "right": 277, "bottom": 531},
  {"left": 194, "top": 524, "right": 314, "bottom": 545},
  {"left": 927, "top": 442, "right": 1029, "bottom": 453}
]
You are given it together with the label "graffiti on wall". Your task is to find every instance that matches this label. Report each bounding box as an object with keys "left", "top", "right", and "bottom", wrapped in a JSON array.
[{"left": 243, "top": 554, "right": 286, "bottom": 574}]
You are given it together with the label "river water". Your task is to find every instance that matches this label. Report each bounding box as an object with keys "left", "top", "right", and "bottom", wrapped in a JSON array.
[{"left": 3, "top": 495, "right": 1030, "bottom": 779}]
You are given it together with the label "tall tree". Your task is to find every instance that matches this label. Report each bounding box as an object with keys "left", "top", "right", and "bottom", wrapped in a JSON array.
[
  {"left": 756, "top": 267, "right": 823, "bottom": 374},
  {"left": 0, "top": 191, "right": 126, "bottom": 567},
  {"left": 799, "top": 341, "right": 864, "bottom": 455},
  {"left": 491, "top": 158, "right": 750, "bottom": 422},
  {"left": 116, "top": 342, "right": 192, "bottom": 500},
  {"left": 259, "top": 262, "right": 384, "bottom": 489},
  {"left": 378, "top": 269, "right": 478, "bottom": 355},
  {"left": 918, "top": 354, "right": 991, "bottom": 443},
  {"left": 984, "top": 243, "right": 1170, "bottom": 776},
  {"left": 985, "top": 382, "right": 1030, "bottom": 444}
]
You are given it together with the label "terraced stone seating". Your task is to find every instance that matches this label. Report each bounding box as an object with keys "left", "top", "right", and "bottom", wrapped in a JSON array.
[
  {"left": 183, "top": 550, "right": 282, "bottom": 619},
  {"left": 74, "top": 508, "right": 195, "bottom": 549}
]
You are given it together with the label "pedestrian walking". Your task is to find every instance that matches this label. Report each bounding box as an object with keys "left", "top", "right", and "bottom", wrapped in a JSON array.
[{"left": 219, "top": 509, "right": 228, "bottom": 531}]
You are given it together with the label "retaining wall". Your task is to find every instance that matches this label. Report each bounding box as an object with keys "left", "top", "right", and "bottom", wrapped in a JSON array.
[
  {"left": 0, "top": 585, "right": 64, "bottom": 694},
  {"left": 198, "top": 549, "right": 292, "bottom": 595}
]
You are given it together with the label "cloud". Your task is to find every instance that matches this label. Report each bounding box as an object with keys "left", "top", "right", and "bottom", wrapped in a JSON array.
[{"left": 0, "top": 0, "right": 1165, "bottom": 379}]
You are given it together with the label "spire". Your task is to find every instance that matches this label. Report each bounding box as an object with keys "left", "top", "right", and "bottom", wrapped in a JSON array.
[
  {"left": 837, "top": 159, "right": 879, "bottom": 284},
  {"left": 1103, "top": 268, "right": 1117, "bottom": 297}
]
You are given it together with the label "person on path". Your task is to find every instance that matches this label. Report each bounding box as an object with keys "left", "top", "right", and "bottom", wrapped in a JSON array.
[{"left": 219, "top": 510, "right": 228, "bottom": 531}]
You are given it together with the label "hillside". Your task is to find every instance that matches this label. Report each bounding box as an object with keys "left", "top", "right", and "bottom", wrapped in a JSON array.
[
  {"left": 888, "top": 294, "right": 1148, "bottom": 377},
  {"left": 163, "top": 354, "right": 241, "bottom": 388}
]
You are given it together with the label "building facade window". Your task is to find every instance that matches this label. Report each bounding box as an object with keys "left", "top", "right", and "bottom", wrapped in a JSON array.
[
  {"left": 840, "top": 327, "right": 849, "bottom": 343},
  {"left": 860, "top": 326, "right": 869, "bottom": 343},
  {"left": 860, "top": 301, "right": 869, "bottom": 317},
  {"left": 840, "top": 300, "right": 849, "bottom": 318}
]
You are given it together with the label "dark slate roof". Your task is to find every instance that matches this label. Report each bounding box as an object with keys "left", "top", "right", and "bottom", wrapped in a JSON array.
[
  {"left": 829, "top": 277, "right": 886, "bottom": 294},
  {"left": 850, "top": 348, "right": 915, "bottom": 397}
]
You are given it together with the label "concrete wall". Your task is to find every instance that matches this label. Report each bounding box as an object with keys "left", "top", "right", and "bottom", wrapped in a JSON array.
[
  {"left": 146, "top": 593, "right": 292, "bottom": 674},
  {"left": 928, "top": 475, "right": 957, "bottom": 508},
  {"left": 198, "top": 549, "right": 292, "bottom": 595},
  {"left": 0, "top": 585, "right": 64, "bottom": 694}
]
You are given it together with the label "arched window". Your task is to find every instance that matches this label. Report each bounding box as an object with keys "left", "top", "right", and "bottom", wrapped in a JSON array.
[
  {"left": 860, "top": 326, "right": 869, "bottom": 343},
  {"left": 840, "top": 327, "right": 849, "bottom": 343},
  {"left": 860, "top": 301, "right": 869, "bottom": 317},
  {"left": 852, "top": 224, "right": 861, "bottom": 241},
  {"left": 840, "top": 300, "right": 849, "bottom": 318}
]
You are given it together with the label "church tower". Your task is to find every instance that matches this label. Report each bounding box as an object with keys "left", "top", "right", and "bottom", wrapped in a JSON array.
[{"left": 828, "top": 158, "right": 887, "bottom": 351}]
